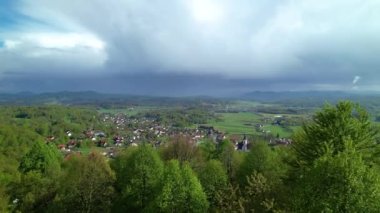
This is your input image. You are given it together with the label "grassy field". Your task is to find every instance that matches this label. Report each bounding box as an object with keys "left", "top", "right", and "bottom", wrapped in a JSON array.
[
  {"left": 208, "top": 112, "right": 261, "bottom": 135},
  {"left": 208, "top": 112, "right": 300, "bottom": 137},
  {"left": 98, "top": 106, "right": 170, "bottom": 116},
  {"left": 217, "top": 100, "right": 274, "bottom": 112},
  {"left": 262, "top": 125, "right": 295, "bottom": 138}
]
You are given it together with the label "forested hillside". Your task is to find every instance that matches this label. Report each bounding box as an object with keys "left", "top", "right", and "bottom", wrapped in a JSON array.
[{"left": 1, "top": 101, "right": 380, "bottom": 212}]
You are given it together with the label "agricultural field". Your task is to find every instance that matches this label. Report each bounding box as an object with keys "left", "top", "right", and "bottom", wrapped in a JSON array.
[
  {"left": 98, "top": 106, "right": 172, "bottom": 116},
  {"left": 207, "top": 112, "right": 260, "bottom": 135},
  {"left": 206, "top": 111, "right": 306, "bottom": 138}
]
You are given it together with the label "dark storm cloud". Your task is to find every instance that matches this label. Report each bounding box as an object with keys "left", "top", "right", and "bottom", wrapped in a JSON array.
[{"left": 1, "top": 0, "right": 380, "bottom": 94}]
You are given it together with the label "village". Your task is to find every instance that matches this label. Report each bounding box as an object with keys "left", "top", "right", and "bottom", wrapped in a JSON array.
[{"left": 51, "top": 111, "right": 293, "bottom": 159}]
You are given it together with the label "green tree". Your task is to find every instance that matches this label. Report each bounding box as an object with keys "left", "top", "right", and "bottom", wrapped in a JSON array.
[
  {"left": 160, "top": 136, "right": 200, "bottom": 165},
  {"left": 181, "top": 163, "right": 209, "bottom": 212},
  {"left": 0, "top": 185, "right": 9, "bottom": 213},
  {"left": 292, "top": 141, "right": 380, "bottom": 212},
  {"left": 219, "top": 142, "right": 244, "bottom": 182},
  {"left": 54, "top": 152, "right": 115, "bottom": 213},
  {"left": 243, "top": 171, "right": 282, "bottom": 212},
  {"left": 157, "top": 160, "right": 209, "bottom": 212},
  {"left": 12, "top": 171, "right": 57, "bottom": 212},
  {"left": 197, "top": 160, "right": 228, "bottom": 209},
  {"left": 115, "top": 145, "right": 164, "bottom": 211},
  {"left": 157, "top": 160, "right": 186, "bottom": 212},
  {"left": 19, "top": 141, "right": 61, "bottom": 175},
  {"left": 198, "top": 139, "right": 216, "bottom": 160},
  {"left": 293, "top": 101, "right": 377, "bottom": 167},
  {"left": 215, "top": 183, "right": 245, "bottom": 212},
  {"left": 238, "top": 141, "right": 287, "bottom": 186},
  {"left": 111, "top": 146, "right": 138, "bottom": 194},
  {"left": 12, "top": 140, "right": 61, "bottom": 212}
]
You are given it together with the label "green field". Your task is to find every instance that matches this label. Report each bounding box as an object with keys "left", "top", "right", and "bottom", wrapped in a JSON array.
[
  {"left": 208, "top": 112, "right": 260, "bottom": 135},
  {"left": 215, "top": 100, "right": 274, "bottom": 112},
  {"left": 207, "top": 112, "right": 300, "bottom": 137},
  {"left": 98, "top": 106, "right": 169, "bottom": 116},
  {"left": 262, "top": 125, "right": 298, "bottom": 138}
]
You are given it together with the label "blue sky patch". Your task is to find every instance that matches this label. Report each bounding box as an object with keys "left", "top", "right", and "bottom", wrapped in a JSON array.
[{"left": 0, "top": 0, "right": 54, "bottom": 32}]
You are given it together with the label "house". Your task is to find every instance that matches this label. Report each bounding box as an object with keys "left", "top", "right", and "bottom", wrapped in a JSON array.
[
  {"left": 270, "top": 138, "right": 292, "bottom": 146},
  {"left": 94, "top": 131, "right": 106, "bottom": 138},
  {"left": 84, "top": 130, "right": 95, "bottom": 138},
  {"left": 237, "top": 135, "right": 248, "bottom": 151},
  {"left": 58, "top": 144, "right": 66, "bottom": 150},
  {"left": 46, "top": 136, "right": 55, "bottom": 142},
  {"left": 154, "top": 141, "right": 161, "bottom": 148},
  {"left": 113, "top": 135, "right": 124, "bottom": 146},
  {"left": 67, "top": 140, "right": 78, "bottom": 149},
  {"left": 97, "top": 139, "right": 108, "bottom": 147}
]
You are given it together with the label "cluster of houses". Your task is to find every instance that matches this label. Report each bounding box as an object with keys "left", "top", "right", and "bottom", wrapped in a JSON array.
[
  {"left": 270, "top": 138, "right": 292, "bottom": 146},
  {"left": 48, "top": 111, "right": 294, "bottom": 159}
]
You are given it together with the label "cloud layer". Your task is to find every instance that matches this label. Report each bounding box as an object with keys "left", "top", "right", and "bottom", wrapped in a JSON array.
[{"left": 1, "top": 0, "right": 380, "bottom": 94}]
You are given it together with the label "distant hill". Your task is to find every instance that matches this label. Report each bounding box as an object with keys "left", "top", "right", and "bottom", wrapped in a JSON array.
[
  {"left": 3, "top": 90, "right": 380, "bottom": 111},
  {"left": 242, "top": 91, "right": 355, "bottom": 101},
  {"left": 242, "top": 91, "right": 380, "bottom": 109},
  {"left": 0, "top": 91, "right": 224, "bottom": 107}
]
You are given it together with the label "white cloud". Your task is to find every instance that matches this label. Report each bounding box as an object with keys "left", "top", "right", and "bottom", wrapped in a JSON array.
[
  {"left": 0, "top": 32, "right": 107, "bottom": 74},
  {"left": 26, "top": 33, "right": 105, "bottom": 50}
]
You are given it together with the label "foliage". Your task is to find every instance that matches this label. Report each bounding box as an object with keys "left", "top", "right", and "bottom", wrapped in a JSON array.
[
  {"left": 237, "top": 141, "right": 287, "bottom": 186},
  {"left": 181, "top": 163, "right": 209, "bottom": 212},
  {"left": 160, "top": 136, "right": 201, "bottom": 165},
  {"left": 19, "top": 140, "right": 61, "bottom": 175},
  {"left": 10, "top": 140, "right": 61, "bottom": 212},
  {"left": 292, "top": 141, "right": 380, "bottom": 212},
  {"left": 113, "top": 145, "right": 164, "bottom": 212},
  {"left": 215, "top": 183, "right": 244, "bottom": 212},
  {"left": 156, "top": 160, "right": 186, "bottom": 212},
  {"left": 197, "top": 160, "right": 228, "bottom": 209},
  {"left": 53, "top": 152, "right": 115, "bottom": 213},
  {"left": 1, "top": 101, "right": 380, "bottom": 212},
  {"left": 0, "top": 185, "right": 9, "bottom": 213},
  {"left": 219, "top": 141, "right": 244, "bottom": 182},
  {"left": 243, "top": 171, "right": 284, "bottom": 212},
  {"left": 12, "top": 171, "right": 58, "bottom": 213},
  {"left": 157, "top": 160, "right": 209, "bottom": 212},
  {"left": 198, "top": 139, "right": 217, "bottom": 160},
  {"left": 293, "top": 101, "right": 378, "bottom": 167}
]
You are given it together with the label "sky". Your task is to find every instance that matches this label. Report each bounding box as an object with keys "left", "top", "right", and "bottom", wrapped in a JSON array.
[{"left": 0, "top": 0, "right": 380, "bottom": 96}]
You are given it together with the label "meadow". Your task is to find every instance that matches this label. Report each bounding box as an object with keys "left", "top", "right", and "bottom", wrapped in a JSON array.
[{"left": 207, "top": 112, "right": 302, "bottom": 138}]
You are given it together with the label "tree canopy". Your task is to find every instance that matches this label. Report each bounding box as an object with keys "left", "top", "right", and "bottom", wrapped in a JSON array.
[{"left": 293, "top": 101, "right": 378, "bottom": 167}]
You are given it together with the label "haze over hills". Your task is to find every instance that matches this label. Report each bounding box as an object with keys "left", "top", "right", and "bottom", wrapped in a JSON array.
[{"left": 2, "top": 90, "right": 380, "bottom": 107}]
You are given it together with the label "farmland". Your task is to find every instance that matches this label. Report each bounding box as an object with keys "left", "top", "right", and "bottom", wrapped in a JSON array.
[{"left": 207, "top": 112, "right": 304, "bottom": 138}]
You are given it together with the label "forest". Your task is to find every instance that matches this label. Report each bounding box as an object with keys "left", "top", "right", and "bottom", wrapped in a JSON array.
[{"left": 1, "top": 101, "right": 380, "bottom": 212}]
